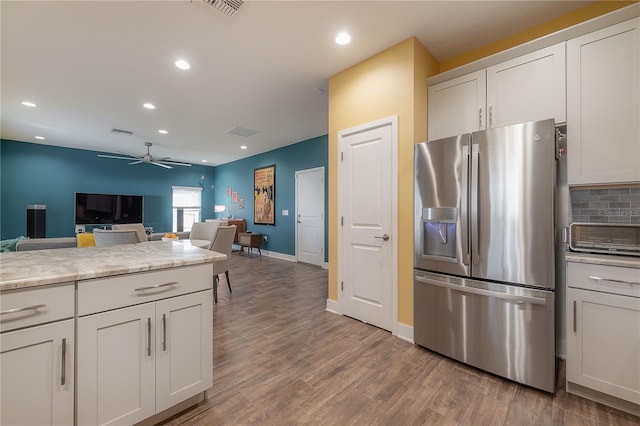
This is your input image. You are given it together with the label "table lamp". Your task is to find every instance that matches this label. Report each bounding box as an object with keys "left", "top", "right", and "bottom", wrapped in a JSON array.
[{"left": 214, "top": 205, "right": 226, "bottom": 219}]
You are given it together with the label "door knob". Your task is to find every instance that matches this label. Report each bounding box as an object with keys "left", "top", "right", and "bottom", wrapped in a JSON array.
[{"left": 374, "top": 234, "right": 390, "bottom": 241}]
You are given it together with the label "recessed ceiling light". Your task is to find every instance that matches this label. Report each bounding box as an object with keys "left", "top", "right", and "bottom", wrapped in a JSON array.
[
  {"left": 34, "top": 136, "right": 45, "bottom": 140},
  {"left": 335, "top": 32, "right": 351, "bottom": 45},
  {"left": 240, "top": 145, "right": 247, "bottom": 150},
  {"left": 143, "top": 103, "right": 156, "bottom": 110},
  {"left": 158, "top": 129, "right": 168, "bottom": 134},
  {"left": 175, "top": 59, "right": 190, "bottom": 70},
  {"left": 22, "top": 101, "right": 37, "bottom": 107},
  {"left": 201, "top": 160, "right": 207, "bottom": 163}
]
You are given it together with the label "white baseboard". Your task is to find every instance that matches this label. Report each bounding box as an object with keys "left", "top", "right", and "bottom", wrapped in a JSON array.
[
  {"left": 263, "top": 250, "right": 296, "bottom": 262},
  {"left": 557, "top": 338, "right": 566, "bottom": 360},
  {"left": 322, "top": 262, "right": 328, "bottom": 270},
  {"left": 395, "top": 322, "right": 414, "bottom": 343},
  {"left": 326, "top": 299, "right": 339, "bottom": 314}
]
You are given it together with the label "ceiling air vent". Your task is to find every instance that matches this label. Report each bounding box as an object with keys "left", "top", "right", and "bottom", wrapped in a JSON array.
[
  {"left": 111, "top": 128, "right": 133, "bottom": 136},
  {"left": 192, "top": 0, "right": 244, "bottom": 18}
]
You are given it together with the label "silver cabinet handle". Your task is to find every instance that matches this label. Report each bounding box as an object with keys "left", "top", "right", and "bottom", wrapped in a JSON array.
[
  {"left": 478, "top": 106, "right": 482, "bottom": 129},
  {"left": 162, "top": 314, "right": 167, "bottom": 352},
  {"left": 374, "top": 234, "right": 390, "bottom": 241},
  {"left": 147, "top": 317, "right": 151, "bottom": 357},
  {"left": 489, "top": 104, "right": 493, "bottom": 127},
  {"left": 61, "top": 338, "right": 67, "bottom": 386},
  {"left": 588, "top": 276, "right": 640, "bottom": 286},
  {"left": 0, "top": 304, "right": 46, "bottom": 315},
  {"left": 415, "top": 275, "right": 547, "bottom": 305},
  {"left": 134, "top": 281, "right": 178, "bottom": 292},
  {"left": 573, "top": 301, "right": 577, "bottom": 333}
]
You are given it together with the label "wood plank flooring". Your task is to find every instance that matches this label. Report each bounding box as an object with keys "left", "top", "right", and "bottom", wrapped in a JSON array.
[{"left": 163, "top": 255, "right": 639, "bottom": 426}]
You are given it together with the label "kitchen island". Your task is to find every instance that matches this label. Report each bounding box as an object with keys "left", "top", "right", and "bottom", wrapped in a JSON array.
[{"left": 0, "top": 241, "right": 223, "bottom": 426}]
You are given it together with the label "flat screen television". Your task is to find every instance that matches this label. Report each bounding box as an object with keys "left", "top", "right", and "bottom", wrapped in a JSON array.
[{"left": 75, "top": 192, "right": 143, "bottom": 225}]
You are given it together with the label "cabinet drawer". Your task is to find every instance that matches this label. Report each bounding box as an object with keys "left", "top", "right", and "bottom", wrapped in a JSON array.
[
  {"left": 567, "top": 262, "right": 640, "bottom": 298},
  {"left": 1, "top": 283, "right": 75, "bottom": 333},
  {"left": 78, "top": 264, "right": 212, "bottom": 316}
]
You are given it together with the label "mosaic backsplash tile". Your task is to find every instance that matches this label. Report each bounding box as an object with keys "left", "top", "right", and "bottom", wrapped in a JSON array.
[{"left": 570, "top": 187, "right": 640, "bottom": 224}]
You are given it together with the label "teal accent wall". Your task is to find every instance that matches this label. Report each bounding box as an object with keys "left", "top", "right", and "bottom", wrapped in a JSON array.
[
  {"left": 1, "top": 140, "right": 216, "bottom": 239},
  {"left": 214, "top": 135, "right": 328, "bottom": 260}
]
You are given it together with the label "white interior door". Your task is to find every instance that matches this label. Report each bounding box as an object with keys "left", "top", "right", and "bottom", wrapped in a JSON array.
[
  {"left": 339, "top": 117, "right": 397, "bottom": 332},
  {"left": 295, "top": 167, "right": 325, "bottom": 266}
]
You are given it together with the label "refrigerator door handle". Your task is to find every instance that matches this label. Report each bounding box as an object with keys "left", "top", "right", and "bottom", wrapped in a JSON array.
[
  {"left": 461, "top": 144, "right": 469, "bottom": 265},
  {"left": 471, "top": 144, "right": 480, "bottom": 266},
  {"left": 415, "top": 275, "right": 547, "bottom": 305}
]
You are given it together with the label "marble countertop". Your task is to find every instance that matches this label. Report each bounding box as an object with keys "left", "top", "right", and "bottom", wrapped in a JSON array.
[
  {"left": 565, "top": 251, "right": 640, "bottom": 269},
  {"left": 0, "top": 240, "right": 225, "bottom": 291}
]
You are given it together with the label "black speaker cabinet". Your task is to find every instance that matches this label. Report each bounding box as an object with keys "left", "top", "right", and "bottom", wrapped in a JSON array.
[{"left": 27, "top": 204, "right": 46, "bottom": 238}]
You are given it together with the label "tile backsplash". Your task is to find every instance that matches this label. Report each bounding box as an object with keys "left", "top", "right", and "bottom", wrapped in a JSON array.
[{"left": 570, "top": 187, "right": 640, "bottom": 224}]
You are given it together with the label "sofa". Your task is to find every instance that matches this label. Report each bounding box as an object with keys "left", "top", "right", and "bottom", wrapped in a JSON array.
[{"left": 15, "top": 237, "right": 78, "bottom": 251}]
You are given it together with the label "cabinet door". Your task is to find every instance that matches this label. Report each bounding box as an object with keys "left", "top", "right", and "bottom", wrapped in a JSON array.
[
  {"left": 567, "top": 18, "right": 640, "bottom": 185},
  {"left": 156, "top": 290, "right": 213, "bottom": 412},
  {"left": 428, "top": 70, "right": 486, "bottom": 140},
  {"left": 567, "top": 287, "right": 640, "bottom": 404},
  {"left": 487, "top": 42, "right": 566, "bottom": 128},
  {"left": 0, "top": 319, "right": 74, "bottom": 426},
  {"left": 78, "top": 303, "right": 156, "bottom": 426}
]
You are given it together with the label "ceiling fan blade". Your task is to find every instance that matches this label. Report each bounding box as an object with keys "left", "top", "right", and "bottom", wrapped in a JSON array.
[
  {"left": 97, "top": 154, "right": 139, "bottom": 161},
  {"left": 151, "top": 161, "right": 173, "bottom": 169},
  {"left": 128, "top": 160, "right": 143, "bottom": 165},
  {"left": 158, "top": 160, "right": 192, "bottom": 167}
]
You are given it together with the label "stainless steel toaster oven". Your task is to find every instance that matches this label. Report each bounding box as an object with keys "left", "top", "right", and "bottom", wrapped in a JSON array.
[{"left": 569, "top": 223, "right": 640, "bottom": 256}]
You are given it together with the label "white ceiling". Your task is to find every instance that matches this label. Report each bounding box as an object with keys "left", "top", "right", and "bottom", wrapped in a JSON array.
[{"left": 1, "top": 0, "right": 593, "bottom": 167}]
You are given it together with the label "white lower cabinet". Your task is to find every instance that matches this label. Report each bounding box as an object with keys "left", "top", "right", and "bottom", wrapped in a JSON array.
[
  {"left": 566, "top": 262, "right": 640, "bottom": 414},
  {"left": 77, "top": 265, "right": 213, "bottom": 426},
  {"left": 1, "top": 319, "right": 74, "bottom": 426}
]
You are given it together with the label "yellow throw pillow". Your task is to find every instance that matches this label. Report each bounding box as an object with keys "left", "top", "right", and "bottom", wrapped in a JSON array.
[{"left": 77, "top": 233, "right": 95, "bottom": 248}]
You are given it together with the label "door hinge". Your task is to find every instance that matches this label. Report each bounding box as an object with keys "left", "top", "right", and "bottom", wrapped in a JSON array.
[
  {"left": 341, "top": 281, "right": 344, "bottom": 291},
  {"left": 341, "top": 216, "right": 343, "bottom": 226},
  {"left": 341, "top": 152, "right": 344, "bottom": 162}
]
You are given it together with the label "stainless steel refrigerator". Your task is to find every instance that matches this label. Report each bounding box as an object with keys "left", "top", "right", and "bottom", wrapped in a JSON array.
[{"left": 414, "top": 119, "right": 559, "bottom": 393}]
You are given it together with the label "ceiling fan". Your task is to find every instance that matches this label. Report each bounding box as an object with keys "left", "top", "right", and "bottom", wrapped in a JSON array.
[{"left": 97, "top": 142, "right": 192, "bottom": 169}]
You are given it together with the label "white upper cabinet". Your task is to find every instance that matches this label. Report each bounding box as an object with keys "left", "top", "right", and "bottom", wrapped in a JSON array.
[
  {"left": 487, "top": 43, "right": 566, "bottom": 128},
  {"left": 428, "top": 43, "right": 566, "bottom": 141},
  {"left": 567, "top": 18, "right": 640, "bottom": 185},
  {"left": 428, "top": 70, "right": 486, "bottom": 140}
]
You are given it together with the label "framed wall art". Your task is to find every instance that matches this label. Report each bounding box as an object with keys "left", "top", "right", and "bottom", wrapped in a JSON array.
[{"left": 254, "top": 165, "right": 275, "bottom": 225}]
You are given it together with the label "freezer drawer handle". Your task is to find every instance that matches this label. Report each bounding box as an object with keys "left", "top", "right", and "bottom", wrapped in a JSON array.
[
  {"left": 588, "top": 276, "right": 640, "bottom": 286},
  {"left": 415, "top": 275, "right": 547, "bottom": 305}
]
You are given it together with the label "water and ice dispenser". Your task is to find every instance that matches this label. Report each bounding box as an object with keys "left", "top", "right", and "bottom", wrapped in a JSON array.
[{"left": 421, "top": 207, "right": 457, "bottom": 261}]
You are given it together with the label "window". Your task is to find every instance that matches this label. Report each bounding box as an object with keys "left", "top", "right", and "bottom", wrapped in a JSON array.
[{"left": 172, "top": 186, "right": 202, "bottom": 232}]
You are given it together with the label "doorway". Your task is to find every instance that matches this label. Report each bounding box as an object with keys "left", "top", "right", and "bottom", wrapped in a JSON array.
[
  {"left": 337, "top": 116, "right": 398, "bottom": 333},
  {"left": 295, "top": 167, "right": 325, "bottom": 267}
]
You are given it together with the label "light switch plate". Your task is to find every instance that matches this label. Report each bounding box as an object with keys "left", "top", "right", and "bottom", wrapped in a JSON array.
[{"left": 282, "top": 210, "right": 289, "bottom": 216}]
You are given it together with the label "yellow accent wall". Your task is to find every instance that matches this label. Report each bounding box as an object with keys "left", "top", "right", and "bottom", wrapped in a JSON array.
[
  {"left": 327, "top": 37, "right": 438, "bottom": 326},
  {"left": 440, "top": 1, "right": 637, "bottom": 72}
]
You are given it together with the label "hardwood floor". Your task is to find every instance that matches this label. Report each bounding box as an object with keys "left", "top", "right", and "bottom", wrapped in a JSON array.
[{"left": 163, "top": 255, "right": 639, "bottom": 426}]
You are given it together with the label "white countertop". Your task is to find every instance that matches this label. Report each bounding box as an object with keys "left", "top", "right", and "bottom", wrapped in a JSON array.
[
  {"left": 0, "top": 240, "right": 224, "bottom": 291},
  {"left": 565, "top": 251, "right": 640, "bottom": 269}
]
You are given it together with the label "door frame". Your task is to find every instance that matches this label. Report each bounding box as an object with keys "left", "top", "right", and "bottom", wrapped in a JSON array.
[
  {"left": 337, "top": 115, "right": 398, "bottom": 335},
  {"left": 294, "top": 166, "right": 326, "bottom": 267}
]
